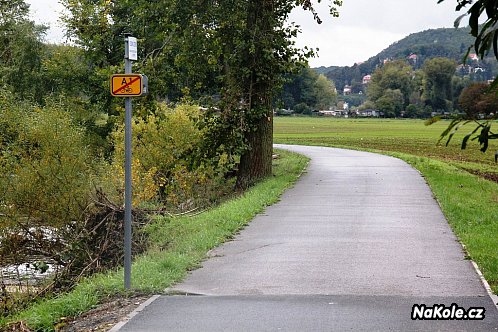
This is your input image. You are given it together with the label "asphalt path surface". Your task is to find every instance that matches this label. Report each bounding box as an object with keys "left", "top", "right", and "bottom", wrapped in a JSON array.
[{"left": 117, "top": 145, "right": 498, "bottom": 331}]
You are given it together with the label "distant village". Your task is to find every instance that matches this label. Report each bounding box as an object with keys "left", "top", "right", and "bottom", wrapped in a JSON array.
[{"left": 277, "top": 51, "right": 492, "bottom": 119}]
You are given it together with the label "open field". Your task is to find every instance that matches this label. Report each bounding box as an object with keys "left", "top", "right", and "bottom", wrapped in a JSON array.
[
  {"left": 274, "top": 117, "right": 498, "bottom": 170},
  {"left": 274, "top": 116, "right": 498, "bottom": 294}
]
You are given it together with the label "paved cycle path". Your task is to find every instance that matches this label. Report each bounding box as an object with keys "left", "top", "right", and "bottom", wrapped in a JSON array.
[{"left": 117, "top": 145, "right": 498, "bottom": 331}]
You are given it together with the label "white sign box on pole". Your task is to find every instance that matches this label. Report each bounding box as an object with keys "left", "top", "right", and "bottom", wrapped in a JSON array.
[{"left": 126, "top": 36, "right": 138, "bottom": 61}]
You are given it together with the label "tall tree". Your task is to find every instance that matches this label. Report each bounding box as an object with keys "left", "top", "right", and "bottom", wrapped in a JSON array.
[
  {"left": 422, "top": 57, "right": 456, "bottom": 111},
  {"left": 0, "top": 0, "right": 47, "bottom": 102},
  {"left": 367, "top": 60, "right": 413, "bottom": 114},
  {"left": 63, "top": 0, "right": 343, "bottom": 187},
  {"left": 280, "top": 67, "right": 336, "bottom": 111},
  {"left": 368, "top": 61, "right": 413, "bottom": 103},
  {"left": 0, "top": 0, "right": 29, "bottom": 28},
  {"left": 458, "top": 83, "right": 498, "bottom": 120},
  {"left": 314, "top": 74, "right": 337, "bottom": 110},
  {"left": 375, "top": 89, "right": 404, "bottom": 117}
]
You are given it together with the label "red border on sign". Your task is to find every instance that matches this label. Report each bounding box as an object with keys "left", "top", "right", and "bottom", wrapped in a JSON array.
[{"left": 111, "top": 74, "right": 143, "bottom": 97}]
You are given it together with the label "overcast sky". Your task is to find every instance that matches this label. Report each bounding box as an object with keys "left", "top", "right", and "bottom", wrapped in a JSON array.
[{"left": 26, "top": 0, "right": 465, "bottom": 67}]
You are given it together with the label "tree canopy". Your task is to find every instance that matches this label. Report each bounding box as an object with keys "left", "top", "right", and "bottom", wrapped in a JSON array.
[
  {"left": 61, "top": 0, "right": 344, "bottom": 186},
  {"left": 458, "top": 82, "right": 498, "bottom": 119},
  {"left": 367, "top": 60, "right": 413, "bottom": 108},
  {"left": 423, "top": 57, "right": 456, "bottom": 111},
  {"left": 280, "top": 67, "right": 337, "bottom": 113}
]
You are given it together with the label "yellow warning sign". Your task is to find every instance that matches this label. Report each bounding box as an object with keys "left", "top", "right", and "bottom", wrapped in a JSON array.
[{"left": 111, "top": 74, "right": 143, "bottom": 97}]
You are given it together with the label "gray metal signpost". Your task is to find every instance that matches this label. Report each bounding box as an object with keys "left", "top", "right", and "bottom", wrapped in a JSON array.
[
  {"left": 124, "top": 34, "right": 136, "bottom": 290},
  {"left": 111, "top": 34, "right": 147, "bottom": 290}
]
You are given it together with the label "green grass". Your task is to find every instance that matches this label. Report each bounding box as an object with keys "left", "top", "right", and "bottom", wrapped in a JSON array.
[
  {"left": 274, "top": 116, "right": 498, "bottom": 294},
  {"left": 1, "top": 149, "right": 309, "bottom": 331}
]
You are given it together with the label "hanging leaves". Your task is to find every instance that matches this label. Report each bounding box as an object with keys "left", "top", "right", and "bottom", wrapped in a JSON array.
[{"left": 435, "top": 0, "right": 498, "bottom": 161}]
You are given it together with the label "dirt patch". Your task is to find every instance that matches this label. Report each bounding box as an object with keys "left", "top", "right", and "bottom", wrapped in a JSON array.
[
  {"left": 464, "top": 169, "right": 498, "bottom": 184},
  {"left": 58, "top": 294, "right": 152, "bottom": 332}
]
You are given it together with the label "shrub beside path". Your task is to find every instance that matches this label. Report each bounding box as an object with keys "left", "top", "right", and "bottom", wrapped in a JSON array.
[{"left": 116, "top": 145, "right": 498, "bottom": 331}]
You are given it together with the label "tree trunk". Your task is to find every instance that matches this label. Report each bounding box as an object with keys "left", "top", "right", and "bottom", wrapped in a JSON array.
[
  {"left": 235, "top": 0, "right": 274, "bottom": 189},
  {"left": 236, "top": 112, "right": 273, "bottom": 189}
]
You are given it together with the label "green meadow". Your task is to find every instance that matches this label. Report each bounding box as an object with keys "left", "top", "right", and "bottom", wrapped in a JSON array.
[
  {"left": 274, "top": 117, "right": 498, "bottom": 169},
  {"left": 274, "top": 116, "right": 498, "bottom": 293}
]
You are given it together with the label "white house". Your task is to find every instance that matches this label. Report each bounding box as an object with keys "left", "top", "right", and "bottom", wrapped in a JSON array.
[{"left": 343, "top": 85, "right": 352, "bottom": 95}]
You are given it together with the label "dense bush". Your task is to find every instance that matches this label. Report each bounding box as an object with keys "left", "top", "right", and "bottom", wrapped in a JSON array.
[
  {"left": 0, "top": 93, "right": 122, "bottom": 314},
  {"left": 0, "top": 88, "right": 236, "bottom": 317},
  {"left": 458, "top": 83, "right": 498, "bottom": 119},
  {"left": 110, "top": 103, "right": 235, "bottom": 211},
  {"left": 1, "top": 105, "right": 97, "bottom": 230}
]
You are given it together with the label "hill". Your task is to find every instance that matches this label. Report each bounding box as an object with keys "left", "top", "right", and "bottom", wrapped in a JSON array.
[
  {"left": 318, "top": 26, "right": 497, "bottom": 92},
  {"left": 377, "top": 26, "right": 474, "bottom": 63}
]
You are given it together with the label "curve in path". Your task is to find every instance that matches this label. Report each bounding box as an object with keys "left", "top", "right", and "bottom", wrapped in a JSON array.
[{"left": 117, "top": 145, "right": 498, "bottom": 332}]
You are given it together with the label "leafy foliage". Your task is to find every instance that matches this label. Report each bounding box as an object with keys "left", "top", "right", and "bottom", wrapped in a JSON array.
[
  {"left": 110, "top": 104, "right": 235, "bottom": 211},
  {"left": 374, "top": 89, "right": 404, "bottom": 117},
  {"left": 0, "top": 0, "right": 47, "bottom": 103},
  {"left": 0, "top": 92, "right": 136, "bottom": 309},
  {"left": 431, "top": 0, "right": 498, "bottom": 159},
  {"left": 458, "top": 83, "right": 498, "bottom": 119},
  {"left": 0, "top": 0, "right": 344, "bottom": 318},
  {"left": 280, "top": 66, "right": 337, "bottom": 112},
  {"left": 0, "top": 94, "right": 235, "bottom": 317},
  {"left": 367, "top": 60, "right": 413, "bottom": 107},
  {"left": 423, "top": 57, "right": 457, "bottom": 111},
  {"left": 61, "top": 0, "right": 342, "bottom": 188},
  {"left": 439, "top": 0, "right": 498, "bottom": 61}
]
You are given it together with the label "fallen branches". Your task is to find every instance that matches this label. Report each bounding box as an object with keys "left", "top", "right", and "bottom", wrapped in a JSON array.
[{"left": 0, "top": 189, "right": 151, "bottom": 317}]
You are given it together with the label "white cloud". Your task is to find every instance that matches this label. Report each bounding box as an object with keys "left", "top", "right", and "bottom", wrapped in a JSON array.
[
  {"left": 26, "top": 0, "right": 67, "bottom": 43},
  {"left": 302, "top": 25, "right": 405, "bottom": 67}
]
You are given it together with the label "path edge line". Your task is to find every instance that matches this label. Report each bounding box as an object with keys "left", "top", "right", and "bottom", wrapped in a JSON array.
[{"left": 108, "top": 294, "right": 161, "bottom": 332}]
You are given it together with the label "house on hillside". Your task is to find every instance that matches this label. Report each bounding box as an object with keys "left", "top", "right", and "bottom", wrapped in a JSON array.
[
  {"left": 362, "top": 75, "right": 371, "bottom": 85},
  {"left": 474, "top": 66, "right": 485, "bottom": 73},
  {"left": 343, "top": 85, "right": 352, "bottom": 95},
  {"left": 469, "top": 53, "right": 479, "bottom": 62},
  {"left": 407, "top": 53, "right": 418, "bottom": 65}
]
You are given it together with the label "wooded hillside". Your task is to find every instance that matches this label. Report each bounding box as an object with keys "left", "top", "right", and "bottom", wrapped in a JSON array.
[{"left": 320, "top": 26, "right": 498, "bottom": 92}]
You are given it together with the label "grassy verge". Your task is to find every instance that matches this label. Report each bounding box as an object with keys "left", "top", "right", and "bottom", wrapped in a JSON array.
[
  {"left": 274, "top": 117, "right": 498, "bottom": 294},
  {"left": 1, "top": 149, "right": 309, "bottom": 331}
]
